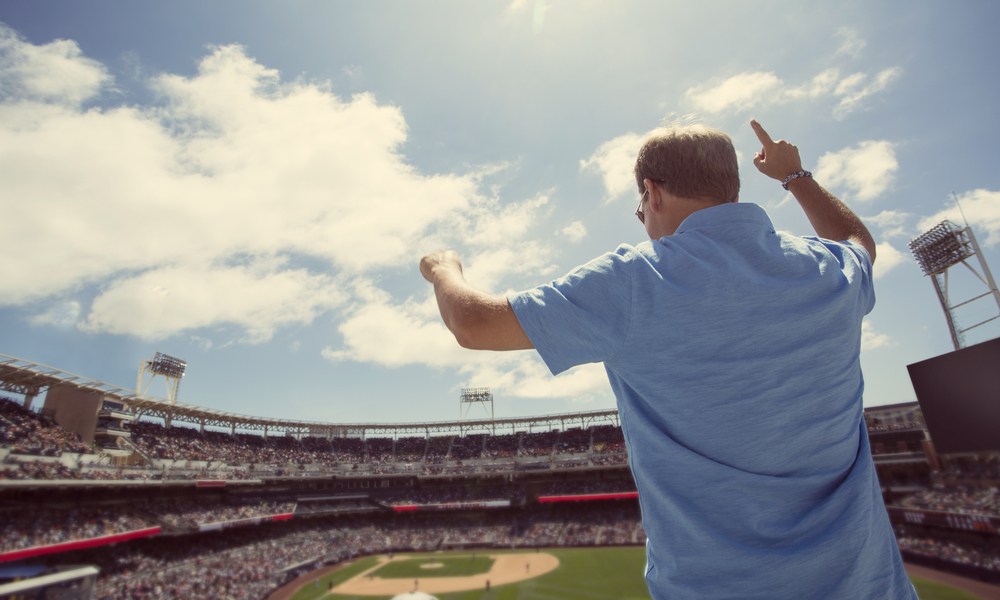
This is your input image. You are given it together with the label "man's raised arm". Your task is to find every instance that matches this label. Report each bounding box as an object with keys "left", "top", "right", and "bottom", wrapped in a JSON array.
[
  {"left": 419, "top": 249, "right": 534, "bottom": 351},
  {"left": 750, "top": 119, "right": 877, "bottom": 263}
]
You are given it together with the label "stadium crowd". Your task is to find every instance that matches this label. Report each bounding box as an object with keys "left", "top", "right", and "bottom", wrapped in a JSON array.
[
  {"left": 483, "top": 433, "right": 519, "bottom": 459},
  {"left": 1, "top": 404, "right": 636, "bottom": 475},
  {"left": 893, "top": 486, "right": 1000, "bottom": 517},
  {"left": 0, "top": 397, "right": 91, "bottom": 456},
  {"left": 591, "top": 425, "right": 626, "bottom": 455},
  {"left": 138, "top": 498, "right": 296, "bottom": 529},
  {"left": 73, "top": 502, "right": 647, "bottom": 600},
  {"left": 896, "top": 532, "right": 1000, "bottom": 572},
  {"left": 0, "top": 507, "right": 148, "bottom": 552}
]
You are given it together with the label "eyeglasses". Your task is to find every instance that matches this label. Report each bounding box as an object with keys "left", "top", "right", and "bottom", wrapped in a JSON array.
[{"left": 635, "top": 189, "right": 648, "bottom": 224}]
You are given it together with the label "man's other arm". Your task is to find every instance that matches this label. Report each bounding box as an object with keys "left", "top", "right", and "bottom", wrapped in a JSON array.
[
  {"left": 750, "top": 119, "right": 877, "bottom": 263},
  {"left": 419, "top": 249, "right": 534, "bottom": 351}
]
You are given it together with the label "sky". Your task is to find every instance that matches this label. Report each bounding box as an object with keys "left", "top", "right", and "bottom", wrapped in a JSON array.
[{"left": 1, "top": 1, "right": 999, "bottom": 428}]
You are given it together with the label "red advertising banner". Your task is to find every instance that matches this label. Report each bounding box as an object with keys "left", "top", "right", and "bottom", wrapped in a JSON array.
[
  {"left": 196, "top": 480, "right": 226, "bottom": 487},
  {"left": 0, "top": 527, "right": 161, "bottom": 563}
]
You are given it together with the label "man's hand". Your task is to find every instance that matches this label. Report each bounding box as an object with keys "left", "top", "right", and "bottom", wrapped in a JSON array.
[
  {"left": 751, "top": 119, "right": 802, "bottom": 182},
  {"left": 419, "top": 250, "right": 534, "bottom": 351},
  {"left": 749, "top": 119, "right": 876, "bottom": 263},
  {"left": 420, "top": 250, "right": 462, "bottom": 283}
]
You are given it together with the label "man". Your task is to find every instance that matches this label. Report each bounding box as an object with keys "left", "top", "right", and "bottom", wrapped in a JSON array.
[{"left": 420, "top": 121, "right": 916, "bottom": 599}]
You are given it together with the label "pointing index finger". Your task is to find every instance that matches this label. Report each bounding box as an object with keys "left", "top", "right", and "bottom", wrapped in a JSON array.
[{"left": 750, "top": 119, "right": 773, "bottom": 146}]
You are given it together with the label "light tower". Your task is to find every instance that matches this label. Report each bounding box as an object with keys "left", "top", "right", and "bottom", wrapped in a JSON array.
[
  {"left": 137, "top": 351, "right": 187, "bottom": 404},
  {"left": 459, "top": 387, "right": 494, "bottom": 434},
  {"left": 908, "top": 220, "right": 1000, "bottom": 350}
]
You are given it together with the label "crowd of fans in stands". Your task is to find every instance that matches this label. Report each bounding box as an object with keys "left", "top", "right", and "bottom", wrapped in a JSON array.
[
  {"left": 896, "top": 531, "right": 1000, "bottom": 572},
  {"left": 591, "top": 425, "right": 626, "bottom": 454},
  {"left": 75, "top": 503, "right": 647, "bottom": 600},
  {"left": 0, "top": 507, "right": 148, "bottom": 552},
  {"left": 893, "top": 485, "right": 1000, "bottom": 517},
  {"left": 450, "top": 434, "right": 485, "bottom": 460},
  {"left": 2, "top": 397, "right": 636, "bottom": 475},
  {"left": 867, "top": 421, "right": 923, "bottom": 432},
  {"left": 938, "top": 464, "right": 1000, "bottom": 482},
  {"left": 556, "top": 429, "right": 592, "bottom": 454},
  {"left": 14, "top": 497, "right": 997, "bottom": 600},
  {"left": 0, "top": 397, "right": 91, "bottom": 456},
  {"left": 0, "top": 456, "right": 166, "bottom": 481},
  {"left": 127, "top": 425, "right": 632, "bottom": 468},
  {"left": 0, "top": 478, "right": 644, "bottom": 553},
  {"left": 138, "top": 498, "right": 296, "bottom": 529}
]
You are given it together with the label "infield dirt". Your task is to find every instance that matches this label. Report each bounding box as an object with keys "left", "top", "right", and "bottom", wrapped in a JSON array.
[{"left": 330, "top": 552, "right": 559, "bottom": 596}]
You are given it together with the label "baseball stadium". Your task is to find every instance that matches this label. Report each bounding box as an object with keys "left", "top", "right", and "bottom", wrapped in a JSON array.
[{"left": 0, "top": 347, "right": 999, "bottom": 600}]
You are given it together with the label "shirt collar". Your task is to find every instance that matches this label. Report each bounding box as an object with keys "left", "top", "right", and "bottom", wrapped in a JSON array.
[{"left": 671, "top": 202, "right": 775, "bottom": 237}]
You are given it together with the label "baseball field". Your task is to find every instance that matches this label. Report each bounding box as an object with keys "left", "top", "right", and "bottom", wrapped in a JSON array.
[{"left": 277, "top": 547, "right": 988, "bottom": 600}]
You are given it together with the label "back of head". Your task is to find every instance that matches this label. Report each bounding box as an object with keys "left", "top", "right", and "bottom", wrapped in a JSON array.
[{"left": 634, "top": 124, "right": 740, "bottom": 204}]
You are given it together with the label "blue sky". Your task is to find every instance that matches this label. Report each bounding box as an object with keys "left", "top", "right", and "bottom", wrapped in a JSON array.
[{"left": 1, "top": 1, "right": 999, "bottom": 427}]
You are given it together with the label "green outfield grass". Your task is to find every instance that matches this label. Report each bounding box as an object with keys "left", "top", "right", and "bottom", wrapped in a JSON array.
[
  {"left": 910, "top": 577, "right": 984, "bottom": 600},
  {"left": 372, "top": 556, "right": 494, "bottom": 579},
  {"left": 289, "top": 547, "right": 983, "bottom": 600}
]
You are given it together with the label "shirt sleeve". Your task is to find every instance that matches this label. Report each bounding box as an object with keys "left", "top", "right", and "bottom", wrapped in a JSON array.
[
  {"left": 506, "top": 246, "right": 635, "bottom": 376},
  {"left": 807, "top": 237, "right": 876, "bottom": 316}
]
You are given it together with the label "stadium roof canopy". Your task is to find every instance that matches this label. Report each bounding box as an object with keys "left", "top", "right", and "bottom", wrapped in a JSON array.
[{"left": 0, "top": 353, "right": 618, "bottom": 436}]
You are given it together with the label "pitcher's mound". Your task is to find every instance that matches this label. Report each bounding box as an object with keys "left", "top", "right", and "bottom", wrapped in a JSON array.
[{"left": 391, "top": 593, "right": 439, "bottom": 600}]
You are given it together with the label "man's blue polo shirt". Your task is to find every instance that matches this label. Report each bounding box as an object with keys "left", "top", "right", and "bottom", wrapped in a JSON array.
[{"left": 508, "top": 203, "right": 915, "bottom": 599}]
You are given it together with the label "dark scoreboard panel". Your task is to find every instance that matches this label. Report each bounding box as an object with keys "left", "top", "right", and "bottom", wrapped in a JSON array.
[{"left": 907, "top": 337, "right": 1000, "bottom": 454}]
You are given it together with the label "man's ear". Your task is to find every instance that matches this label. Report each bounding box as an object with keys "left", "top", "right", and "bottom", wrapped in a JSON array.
[{"left": 644, "top": 178, "right": 664, "bottom": 214}]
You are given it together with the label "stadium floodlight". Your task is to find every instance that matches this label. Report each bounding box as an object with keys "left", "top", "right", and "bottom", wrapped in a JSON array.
[
  {"left": 460, "top": 387, "right": 495, "bottom": 434},
  {"left": 148, "top": 352, "right": 187, "bottom": 379},
  {"left": 137, "top": 351, "right": 187, "bottom": 404},
  {"left": 908, "top": 220, "right": 1000, "bottom": 350},
  {"left": 908, "top": 221, "right": 974, "bottom": 276}
]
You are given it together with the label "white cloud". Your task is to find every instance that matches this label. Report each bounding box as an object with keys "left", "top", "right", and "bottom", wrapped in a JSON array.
[
  {"left": 0, "top": 36, "right": 492, "bottom": 342},
  {"left": 579, "top": 131, "right": 644, "bottom": 202},
  {"left": 814, "top": 141, "right": 898, "bottom": 201},
  {"left": 785, "top": 68, "right": 840, "bottom": 100},
  {"left": 683, "top": 27, "right": 897, "bottom": 120},
  {"left": 0, "top": 25, "right": 110, "bottom": 105},
  {"left": 873, "top": 242, "right": 907, "bottom": 279},
  {"left": 685, "top": 71, "right": 783, "bottom": 114},
  {"left": 322, "top": 284, "right": 609, "bottom": 399},
  {"left": 560, "top": 221, "right": 587, "bottom": 243},
  {"left": 323, "top": 292, "right": 470, "bottom": 368},
  {"left": 861, "top": 319, "right": 893, "bottom": 351},
  {"left": 190, "top": 336, "right": 213, "bottom": 351},
  {"left": 865, "top": 209, "right": 912, "bottom": 239},
  {"left": 341, "top": 65, "right": 364, "bottom": 80},
  {"left": 28, "top": 301, "right": 80, "bottom": 326},
  {"left": 833, "top": 68, "right": 901, "bottom": 119},
  {"left": 834, "top": 26, "right": 867, "bottom": 58},
  {"left": 463, "top": 359, "right": 608, "bottom": 400},
  {"left": 917, "top": 189, "right": 1000, "bottom": 247},
  {"left": 685, "top": 67, "right": 898, "bottom": 119},
  {"left": 80, "top": 259, "right": 347, "bottom": 342}
]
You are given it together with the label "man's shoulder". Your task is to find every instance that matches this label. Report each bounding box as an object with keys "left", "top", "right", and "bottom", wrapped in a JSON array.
[
  {"left": 572, "top": 243, "right": 648, "bottom": 273},
  {"left": 794, "top": 235, "right": 874, "bottom": 271}
]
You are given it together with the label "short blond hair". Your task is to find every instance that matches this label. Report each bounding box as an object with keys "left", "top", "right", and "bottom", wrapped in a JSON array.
[{"left": 634, "top": 124, "right": 740, "bottom": 204}]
